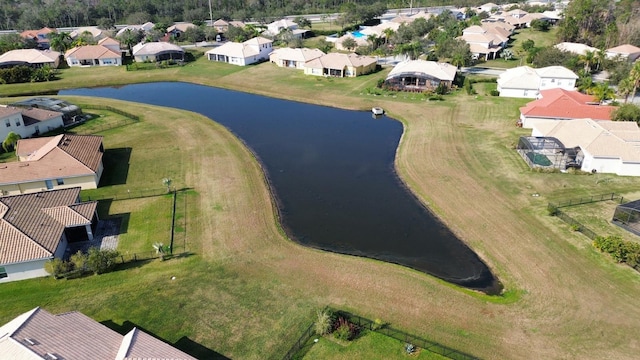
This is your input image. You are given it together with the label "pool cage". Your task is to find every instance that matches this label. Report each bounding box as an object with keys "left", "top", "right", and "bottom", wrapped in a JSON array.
[
  {"left": 613, "top": 199, "right": 640, "bottom": 237},
  {"left": 516, "top": 136, "right": 584, "bottom": 170}
]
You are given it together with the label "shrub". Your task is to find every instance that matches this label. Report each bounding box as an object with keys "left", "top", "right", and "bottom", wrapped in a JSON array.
[
  {"left": 376, "top": 78, "right": 385, "bottom": 88},
  {"left": 86, "top": 247, "right": 120, "bottom": 274},
  {"left": 435, "top": 83, "right": 448, "bottom": 95},
  {"left": 371, "top": 318, "right": 386, "bottom": 330},
  {"left": 489, "top": 89, "right": 500, "bottom": 96},
  {"left": 314, "top": 309, "right": 334, "bottom": 335},
  {"left": 547, "top": 205, "right": 558, "bottom": 216},
  {"left": 333, "top": 317, "right": 358, "bottom": 341},
  {"left": 570, "top": 224, "right": 581, "bottom": 231},
  {"left": 70, "top": 251, "right": 87, "bottom": 272},
  {"left": 44, "top": 258, "right": 70, "bottom": 278}
]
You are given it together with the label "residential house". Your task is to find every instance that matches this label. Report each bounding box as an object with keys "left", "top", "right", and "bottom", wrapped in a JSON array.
[
  {"left": 132, "top": 42, "right": 185, "bottom": 62},
  {"left": 167, "top": 22, "right": 197, "bottom": 39},
  {"left": 554, "top": 42, "right": 598, "bottom": 56},
  {"left": 266, "top": 18, "right": 298, "bottom": 36},
  {"left": 606, "top": 44, "right": 640, "bottom": 62},
  {"left": 10, "top": 97, "right": 82, "bottom": 123},
  {"left": 335, "top": 33, "right": 369, "bottom": 51},
  {"left": 459, "top": 25, "right": 508, "bottom": 60},
  {"left": 384, "top": 60, "right": 457, "bottom": 91},
  {"left": 270, "top": 47, "right": 325, "bottom": 69},
  {"left": 69, "top": 26, "right": 103, "bottom": 40},
  {"left": 0, "top": 106, "right": 64, "bottom": 141},
  {"left": 205, "top": 36, "right": 273, "bottom": 66},
  {"left": 519, "top": 88, "right": 615, "bottom": 128},
  {"left": 531, "top": 119, "right": 640, "bottom": 176},
  {"left": 0, "top": 188, "right": 98, "bottom": 282},
  {"left": 65, "top": 44, "right": 122, "bottom": 67},
  {"left": 359, "top": 22, "right": 401, "bottom": 39},
  {"left": 20, "top": 27, "right": 54, "bottom": 49},
  {"left": 115, "top": 22, "right": 155, "bottom": 37},
  {"left": 497, "top": 65, "right": 578, "bottom": 98},
  {"left": 98, "top": 37, "right": 122, "bottom": 54},
  {"left": 304, "top": 53, "right": 377, "bottom": 77},
  {"left": 478, "top": 2, "right": 499, "bottom": 13},
  {"left": 0, "top": 307, "right": 197, "bottom": 359},
  {"left": 0, "top": 49, "right": 60, "bottom": 69},
  {"left": 0, "top": 134, "right": 104, "bottom": 195}
]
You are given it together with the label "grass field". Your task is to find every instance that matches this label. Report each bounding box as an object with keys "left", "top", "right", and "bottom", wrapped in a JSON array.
[{"left": 1, "top": 55, "right": 640, "bottom": 359}]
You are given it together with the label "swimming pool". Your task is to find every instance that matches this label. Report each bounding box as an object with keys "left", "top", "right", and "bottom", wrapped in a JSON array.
[{"left": 350, "top": 30, "right": 365, "bottom": 38}]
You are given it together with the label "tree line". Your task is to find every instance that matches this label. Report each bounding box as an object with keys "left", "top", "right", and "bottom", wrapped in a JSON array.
[{"left": 1, "top": 0, "right": 522, "bottom": 31}]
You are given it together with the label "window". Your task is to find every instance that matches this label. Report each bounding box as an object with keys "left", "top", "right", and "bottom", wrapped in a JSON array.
[
  {"left": 45, "top": 179, "right": 53, "bottom": 190},
  {"left": 5, "top": 120, "right": 9, "bottom": 127},
  {"left": 0, "top": 266, "right": 7, "bottom": 279},
  {"left": 56, "top": 178, "right": 64, "bottom": 185},
  {"left": 15, "top": 120, "right": 20, "bottom": 126}
]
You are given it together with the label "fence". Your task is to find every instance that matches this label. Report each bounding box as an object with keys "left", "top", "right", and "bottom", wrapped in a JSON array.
[
  {"left": 554, "top": 209, "right": 599, "bottom": 241},
  {"left": 81, "top": 188, "right": 172, "bottom": 201},
  {"left": 282, "top": 308, "right": 480, "bottom": 360},
  {"left": 549, "top": 193, "right": 623, "bottom": 209},
  {"left": 81, "top": 104, "right": 140, "bottom": 121}
]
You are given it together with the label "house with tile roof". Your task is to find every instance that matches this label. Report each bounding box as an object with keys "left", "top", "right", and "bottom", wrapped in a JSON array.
[
  {"left": 69, "top": 26, "right": 104, "bottom": 40},
  {"left": 554, "top": 42, "right": 598, "bottom": 56},
  {"left": 205, "top": 36, "right": 273, "bottom": 66},
  {"left": 65, "top": 43, "right": 122, "bottom": 67},
  {"left": 530, "top": 119, "right": 640, "bottom": 176},
  {"left": 304, "top": 53, "right": 377, "bottom": 77},
  {"left": 132, "top": 42, "right": 185, "bottom": 62},
  {"left": 0, "top": 134, "right": 104, "bottom": 196},
  {"left": 0, "top": 106, "right": 64, "bottom": 141},
  {"left": 20, "top": 27, "right": 54, "bottom": 49},
  {"left": 116, "top": 22, "right": 155, "bottom": 37},
  {"left": 519, "top": 89, "right": 615, "bottom": 128},
  {"left": 384, "top": 60, "right": 457, "bottom": 91},
  {"left": 0, "top": 49, "right": 60, "bottom": 69},
  {"left": 497, "top": 65, "right": 578, "bottom": 98},
  {"left": 98, "top": 37, "right": 122, "bottom": 54},
  {"left": 167, "top": 22, "right": 197, "bottom": 39},
  {"left": 0, "top": 187, "right": 97, "bottom": 282},
  {"left": 458, "top": 25, "right": 508, "bottom": 60},
  {"left": 0, "top": 307, "right": 197, "bottom": 358},
  {"left": 269, "top": 47, "right": 325, "bottom": 69},
  {"left": 606, "top": 44, "right": 640, "bottom": 62}
]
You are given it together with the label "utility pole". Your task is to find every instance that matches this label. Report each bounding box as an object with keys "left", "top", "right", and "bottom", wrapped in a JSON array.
[{"left": 208, "top": 0, "right": 213, "bottom": 26}]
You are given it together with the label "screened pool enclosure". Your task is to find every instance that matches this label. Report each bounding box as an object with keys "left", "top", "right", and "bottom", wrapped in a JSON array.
[
  {"left": 517, "top": 136, "right": 584, "bottom": 170},
  {"left": 613, "top": 199, "right": 640, "bottom": 237}
]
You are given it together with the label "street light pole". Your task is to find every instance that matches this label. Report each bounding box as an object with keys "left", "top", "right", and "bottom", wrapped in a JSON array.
[{"left": 208, "top": 0, "right": 213, "bottom": 26}]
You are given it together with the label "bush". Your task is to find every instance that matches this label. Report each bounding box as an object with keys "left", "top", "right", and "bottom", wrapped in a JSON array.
[
  {"left": 371, "top": 318, "right": 386, "bottom": 330},
  {"left": 70, "top": 251, "right": 87, "bottom": 271},
  {"left": 333, "top": 317, "right": 358, "bottom": 341},
  {"left": 44, "top": 258, "right": 70, "bottom": 278},
  {"left": 86, "top": 247, "right": 120, "bottom": 274},
  {"left": 593, "top": 235, "right": 640, "bottom": 265},
  {"left": 547, "top": 205, "right": 558, "bottom": 216},
  {"left": 489, "top": 89, "right": 500, "bottom": 96},
  {"left": 314, "top": 309, "right": 334, "bottom": 335}
]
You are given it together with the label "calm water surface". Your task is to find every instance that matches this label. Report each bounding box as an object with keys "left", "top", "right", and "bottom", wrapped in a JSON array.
[{"left": 61, "top": 82, "right": 500, "bottom": 293}]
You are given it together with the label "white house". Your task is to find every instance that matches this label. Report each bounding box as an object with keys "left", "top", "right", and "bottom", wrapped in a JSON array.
[
  {"left": 606, "top": 44, "right": 640, "bottom": 62},
  {"left": 206, "top": 36, "right": 273, "bottom": 66},
  {"left": 0, "top": 49, "right": 60, "bottom": 69},
  {"left": 269, "top": 47, "right": 325, "bottom": 69},
  {"left": 132, "top": 42, "right": 185, "bottom": 62},
  {"left": 531, "top": 119, "right": 640, "bottom": 176},
  {"left": 0, "top": 106, "right": 64, "bottom": 140},
  {"left": 64, "top": 44, "right": 122, "bottom": 67},
  {"left": 266, "top": 19, "right": 298, "bottom": 36},
  {"left": 0, "top": 188, "right": 97, "bottom": 282},
  {"left": 497, "top": 66, "right": 578, "bottom": 98},
  {"left": 554, "top": 42, "right": 598, "bottom": 56}
]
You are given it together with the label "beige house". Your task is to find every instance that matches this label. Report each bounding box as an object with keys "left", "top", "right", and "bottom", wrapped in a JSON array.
[
  {"left": 65, "top": 44, "right": 122, "bottom": 67},
  {"left": 0, "top": 134, "right": 104, "bottom": 196},
  {"left": 270, "top": 47, "right": 325, "bottom": 69},
  {"left": 132, "top": 42, "right": 185, "bottom": 62},
  {"left": 69, "top": 26, "right": 104, "bottom": 40},
  {"left": 458, "top": 25, "right": 508, "bottom": 60},
  {"left": 384, "top": 60, "right": 457, "bottom": 91},
  {"left": 304, "top": 53, "right": 377, "bottom": 77},
  {"left": 0, "top": 188, "right": 97, "bottom": 282},
  {"left": 0, "top": 49, "right": 60, "bottom": 69},
  {"left": 0, "top": 106, "right": 64, "bottom": 141},
  {"left": 0, "top": 307, "right": 197, "bottom": 358},
  {"left": 606, "top": 44, "right": 640, "bottom": 62}
]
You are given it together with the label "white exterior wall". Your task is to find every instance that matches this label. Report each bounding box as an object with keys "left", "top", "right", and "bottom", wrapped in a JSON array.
[
  {"left": 0, "top": 114, "right": 64, "bottom": 140},
  {"left": 99, "top": 57, "right": 122, "bottom": 66},
  {"left": 618, "top": 163, "right": 640, "bottom": 176},
  {"left": 0, "top": 258, "right": 51, "bottom": 283},
  {"left": 304, "top": 67, "right": 323, "bottom": 76},
  {"left": 498, "top": 87, "right": 538, "bottom": 98},
  {"left": 539, "top": 77, "right": 576, "bottom": 91}
]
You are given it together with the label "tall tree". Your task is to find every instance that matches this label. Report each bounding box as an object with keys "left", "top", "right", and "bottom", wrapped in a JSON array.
[
  {"left": 48, "top": 32, "right": 72, "bottom": 52},
  {"left": 2, "top": 132, "right": 20, "bottom": 152},
  {"left": 630, "top": 61, "right": 640, "bottom": 103}
]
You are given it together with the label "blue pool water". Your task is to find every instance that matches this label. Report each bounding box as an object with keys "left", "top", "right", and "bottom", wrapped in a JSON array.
[{"left": 350, "top": 30, "right": 365, "bottom": 38}]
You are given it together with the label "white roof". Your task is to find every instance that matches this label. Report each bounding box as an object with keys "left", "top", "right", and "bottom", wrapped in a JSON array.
[
  {"left": 268, "top": 19, "right": 297, "bottom": 28},
  {"left": 270, "top": 47, "right": 325, "bottom": 62},
  {"left": 533, "top": 119, "right": 640, "bottom": 162},
  {"left": 0, "top": 49, "right": 60, "bottom": 65},
  {"left": 132, "top": 42, "right": 184, "bottom": 56},
  {"left": 498, "top": 65, "right": 577, "bottom": 89},
  {"left": 116, "top": 22, "right": 155, "bottom": 36},
  {"left": 554, "top": 42, "right": 598, "bottom": 56},
  {"left": 206, "top": 42, "right": 259, "bottom": 58},
  {"left": 387, "top": 60, "right": 457, "bottom": 81},
  {"left": 69, "top": 26, "right": 102, "bottom": 39}
]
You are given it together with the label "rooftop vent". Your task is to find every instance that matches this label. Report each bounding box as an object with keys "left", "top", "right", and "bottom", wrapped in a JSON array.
[
  {"left": 45, "top": 353, "right": 58, "bottom": 360},
  {"left": 24, "top": 338, "right": 36, "bottom": 345}
]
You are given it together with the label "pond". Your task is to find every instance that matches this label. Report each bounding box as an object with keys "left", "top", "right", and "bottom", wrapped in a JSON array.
[{"left": 61, "top": 82, "right": 501, "bottom": 294}]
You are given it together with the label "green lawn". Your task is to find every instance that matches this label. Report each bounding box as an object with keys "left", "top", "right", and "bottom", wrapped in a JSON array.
[
  {"left": 302, "top": 331, "right": 449, "bottom": 360},
  {"left": 483, "top": 26, "right": 559, "bottom": 68}
]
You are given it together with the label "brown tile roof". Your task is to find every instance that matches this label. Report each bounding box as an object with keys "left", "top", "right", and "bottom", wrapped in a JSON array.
[
  {"left": 98, "top": 37, "right": 120, "bottom": 46},
  {"left": 3, "top": 134, "right": 103, "bottom": 186},
  {"left": 305, "top": 53, "right": 376, "bottom": 70},
  {"left": 1, "top": 308, "right": 197, "bottom": 360},
  {"left": 0, "top": 187, "right": 87, "bottom": 264},
  {"left": 520, "top": 89, "right": 614, "bottom": 121},
  {"left": 69, "top": 202, "right": 98, "bottom": 220},
  {"left": 65, "top": 44, "right": 121, "bottom": 60},
  {"left": 0, "top": 106, "right": 22, "bottom": 118},
  {"left": 19, "top": 107, "right": 64, "bottom": 126}
]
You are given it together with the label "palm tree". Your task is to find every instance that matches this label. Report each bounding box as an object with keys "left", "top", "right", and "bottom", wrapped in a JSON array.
[
  {"left": 579, "top": 50, "right": 595, "bottom": 73},
  {"left": 48, "top": 32, "right": 72, "bottom": 52},
  {"left": 367, "top": 34, "right": 380, "bottom": 49},
  {"left": 2, "top": 132, "right": 20, "bottom": 152},
  {"left": 382, "top": 28, "right": 395, "bottom": 45},
  {"left": 595, "top": 49, "right": 606, "bottom": 72},
  {"left": 617, "top": 78, "right": 633, "bottom": 103},
  {"left": 591, "top": 82, "right": 615, "bottom": 104},
  {"left": 394, "top": 41, "right": 423, "bottom": 61},
  {"left": 630, "top": 61, "right": 640, "bottom": 103}
]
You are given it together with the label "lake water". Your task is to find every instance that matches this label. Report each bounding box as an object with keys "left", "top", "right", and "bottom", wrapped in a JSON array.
[{"left": 61, "top": 82, "right": 500, "bottom": 294}]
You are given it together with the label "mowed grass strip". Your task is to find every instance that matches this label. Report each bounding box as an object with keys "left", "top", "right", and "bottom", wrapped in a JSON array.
[{"left": 0, "top": 57, "right": 639, "bottom": 359}]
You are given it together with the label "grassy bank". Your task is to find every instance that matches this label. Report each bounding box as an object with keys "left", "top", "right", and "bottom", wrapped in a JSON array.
[{"left": 0, "top": 57, "right": 639, "bottom": 359}]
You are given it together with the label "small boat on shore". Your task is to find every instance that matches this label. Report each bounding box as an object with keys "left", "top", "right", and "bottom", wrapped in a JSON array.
[{"left": 372, "top": 107, "right": 384, "bottom": 115}]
